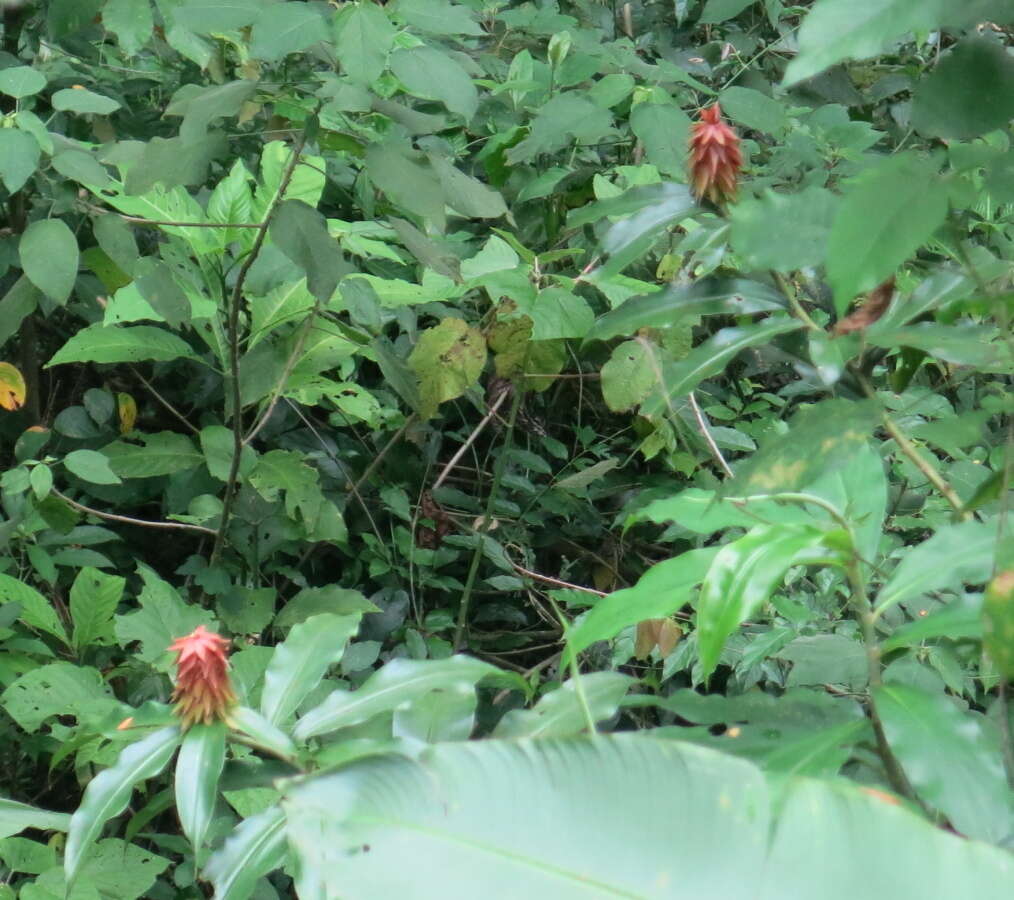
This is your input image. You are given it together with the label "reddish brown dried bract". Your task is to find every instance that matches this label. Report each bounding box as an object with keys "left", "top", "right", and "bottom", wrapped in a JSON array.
[
  {"left": 168, "top": 625, "right": 236, "bottom": 728},
  {"left": 833, "top": 277, "right": 895, "bottom": 335},
  {"left": 688, "top": 104, "right": 742, "bottom": 205}
]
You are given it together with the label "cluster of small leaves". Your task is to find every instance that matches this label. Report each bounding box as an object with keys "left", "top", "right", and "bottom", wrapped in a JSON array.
[{"left": 0, "top": 0, "right": 1012, "bottom": 898}]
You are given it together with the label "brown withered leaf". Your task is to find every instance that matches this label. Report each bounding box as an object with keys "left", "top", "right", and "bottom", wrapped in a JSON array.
[
  {"left": 417, "top": 490, "right": 452, "bottom": 549},
  {"left": 634, "top": 618, "right": 683, "bottom": 660},
  {"left": 832, "top": 276, "right": 895, "bottom": 336}
]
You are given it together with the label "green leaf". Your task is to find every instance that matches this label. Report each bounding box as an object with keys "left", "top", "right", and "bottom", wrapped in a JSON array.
[
  {"left": 207, "top": 158, "right": 254, "bottom": 249},
  {"left": 874, "top": 683, "right": 1013, "bottom": 843},
  {"left": 428, "top": 155, "right": 507, "bottom": 219},
  {"left": 249, "top": 2, "right": 327, "bottom": 62},
  {"left": 0, "top": 129, "right": 40, "bottom": 193},
  {"left": 867, "top": 322, "right": 1007, "bottom": 368},
  {"left": 47, "top": 324, "right": 199, "bottom": 366},
  {"left": 334, "top": 2, "right": 395, "bottom": 85},
  {"left": 564, "top": 548, "right": 719, "bottom": 663},
  {"left": 700, "top": 0, "right": 756, "bottom": 24},
  {"left": 103, "top": 0, "right": 155, "bottom": 56},
  {"left": 881, "top": 595, "right": 982, "bottom": 653},
  {"left": 365, "top": 142, "right": 445, "bottom": 230},
  {"left": 408, "top": 317, "right": 487, "bottom": 419},
  {"left": 0, "top": 800, "right": 70, "bottom": 841},
  {"left": 506, "top": 93, "right": 613, "bottom": 165},
  {"left": 912, "top": 37, "right": 1014, "bottom": 139},
  {"left": 52, "top": 149, "right": 110, "bottom": 187},
  {"left": 875, "top": 518, "right": 1004, "bottom": 616},
  {"left": 51, "top": 87, "right": 121, "bottom": 114},
  {"left": 0, "top": 573, "right": 69, "bottom": 645},
  {"left": 640, "top": 319, "right": 802, "bottom": 417},
  {"left": 65, "top": 726, "right": 181, "bottom": 890},
  {"left": 260, "top": 613, "right": 362, "bottom": 726},
  {"left": 588, "top": 278, "right": 785, "bottom": 341},
  {"left": 629, "top": 103, "right": 691, "bottom": 176},
  {"left": 515, "top": 286, "right": 593, "bottom": 340},
  {"left": 600, "top": 340, "right": 657, "bottom": 412},
  {"left": 494, "top": 673, "right": 635, "bottom": 738},
  {"left": 269, "top": 200, "right": 348, "bottom": 303},
  {"left": 719, "top": 85, "right": 787, "bottom": 135},
  {"left": 779, "top": 635, "right": 868, "bottom": 690},
  {"left": 229, "top": 706, "right": 298, "bottom": 761},
  {"left": 171, "top": 0, "right": 265, "bottom": 33},
  {"left": 597, "top": 183, "right": 697, "bottom": 275},
  {"left": 0, "top": 662, "right": 118, "bottom": 733},
  {"left": 200, "top": 425, "right": 256, "bottom": 482},
  {"left": 69, "top": 567, "right": 125, "bottom": 651},
  {"left": 175, "top": 722, "right": 227, "bottom": 853},
  {"left": 93, "top": 215, "right": 139, "bottom": 278},
  {"left": 827, "top": 154, "right": 947, "bottom": 314},
  {"left": 697, "top": 525, "right": 830, "bottom": 683},
  {"left": 101, "top": 432, "right": 203, "bottom": 478},
  {"left": 293, "top": 656, "right": 498, "bottom": 740},
  {"left": 393, "top": 0, "right": 485, "bottom": 35},
  {"left": 729, "top": 187, "right": 838, "bottom": 271},
  {"left": 165, "top": 79, "right": 257, "bottom": 143},
  {"left": 391, "top": 46, "right": 478, "bottom": 120},
  {"left": 782, "top": 0, "right": 1000, "bottom": 86},
  {"left": 133, "top": 259, "right": 191, "bottom": 329},
  {"left": 0, "top": 66, "right": 46, "bottom": 98},
  {"left": 19, "top": 219, "right": 78, "bottom": 305},
  {"left": 204, "top": 806, "right": 287, "bottom": 900},
  {"left": 64, "top": 449, "right": 122, "bottom": 486},
  {"left": 0, "top": 276, "right": 41, "bottom": 348},
  {"left": 627, "top": 488, "right": 812, "bottom": 534}
]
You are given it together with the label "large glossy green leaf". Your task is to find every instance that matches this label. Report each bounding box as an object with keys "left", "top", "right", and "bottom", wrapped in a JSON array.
[
  {"left": 783, "top": 0, "right": 1000, "bottom": 86},
  {"left": 564, "top": 547, "right": 719, "bottom": 663},
  {"left": 46, "top": 324, "right": 199, "bottom": 366},
  {"left": 293, "top": 656, "right": 499, "bottom": 741},
  {"left": 334, "top": 1, "right": 395, "bottom": 85},
  {"left": 826, "top": 153, "right": 947, "bottom": 314},
  {"left": 270, "top": 199, "right": 349, "bottom": 303},
  {"left": 640, "top": 319, "right": 801, "bottom": 417},
  {"left": 175, "top": 722, "right": 227, "bottom": 853},
  {"left": 204, "top": 805, "right": 287, "bottom": 900},
  {"left": 391, "top": 46, "right": 478, "bottom": 120},
  {"left": 65, "top": 726, "right": 181, "bottom": 888},
  {"left": 874, "top": 518, "right": 1004, "bottom": 616},
  {"left": 493, "top": 673, "right": 635, "bottom": 738},
  {"left": 282, "top": 735, "right": 1014, "bottom": 900},
  {"left": 874, "top": 684, "right": 1013, "bottom": 843},
  {"left": 697, "top": 525, "right": 831, "bottom": 682},
  {"left": 586, "top": 278, "right": 785, "bottom": 342},
  {"left": 260, "top": 613, "right": 361, "bottom": 726},
  {"left": 0, "top": 799, "right": 70, "bottom": 840},
  {"left": 19, "top": 219, "right": 78, "bottom": 305}
]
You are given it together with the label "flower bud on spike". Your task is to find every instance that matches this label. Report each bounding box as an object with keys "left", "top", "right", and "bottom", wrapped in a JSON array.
[
  {"left": 688, "top": 103, "right": 742, "bottom": 206},
  {"left": 168, "top": 625, "right": 236, "bottom": 728}
]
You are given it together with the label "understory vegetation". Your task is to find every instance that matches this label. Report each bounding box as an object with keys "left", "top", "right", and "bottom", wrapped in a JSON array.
[{"left": 0, "top": 0, "right": 1012, "bottom": 897}]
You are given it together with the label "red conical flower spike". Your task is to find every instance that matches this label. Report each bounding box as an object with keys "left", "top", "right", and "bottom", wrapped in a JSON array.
[
  {"left": 168, "top": 625, "right": 236, "bottom": 728},
  {"left": 688, "top": 103, "right": 742, "bottom": 205}
]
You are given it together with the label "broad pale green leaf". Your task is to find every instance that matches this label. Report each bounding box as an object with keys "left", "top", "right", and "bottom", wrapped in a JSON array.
[
  {"left": 408, "top": 317, "right": 487, "bottom": 418},
  {"left": 0, "top": 662, "right": 118, "bottom": 733},
  {"left": 260, "top": 613, "right": 361, "bottom": 726},
  {"left": 697, "top": 525, "right": 830, "bottom": 682},
  {"left": 64, "top": 449, "right": 123, "bottom": 486},
  {"left": 505, "top": 93, "right": 613, "bottom": 165},
  {"left": 640, "top": 319, "right": 802, "bottom": 416},
  {"left": 391, "top": 46, "right": 478, "bottom": 120},
  {"left": 269, "top": 200, "right": 348, "bottom": 302},
  {"left": 171, "top": 0, "right": 266, "bottom": 33},
  {"left": 783, "top": 0, "right": 999, "bottom": 86},
  {"left": 393, "top": 0, "right": 484, "bottom": 35},
  {"left": 293, "top": 656, "right": 499, "bottom": 740},
  {"left": 165, "top": 79, "right": 257, "bottom": 143},
  {"left": 565, "top": 547, "right": 719, "bottom": 663},
  {"left": 69, "top": 567, "right": 125, "bottom": 651},
  {"left": 20, "top": 219, "right": 78, "bottom": 305},
  {"left": 700, "top": 0, "right": 756, "bottom": 24},
  {"left": 0, "top": 800, "right": 70, "bottom": 841},
  {"left": 52, "top": 148, "right": 110, "bottom": 187},
  {"left": 874, "top": 684, "right": 1013, "bottom": 843},
  {"left": 103, "top": 0, "right": 155, "bottom": 55},
  {"left": 101, "top": 432, "right": 203, "bottom": 478},
  {"left": 912, "top": 37, "right": 1014, "bottom": 139},
  {"left": 249, "top": 2, "right": 327, "bottom": 62},
  {"left": 875, "top": 518, "right": 1005, "bottom": 616},
  {"left": 207, "top": 158, "right": 254, "bottom": 250},
  {"left": 366, "top": 142, "right": 446, "bottom": 229},
  {"left": 204, "top": 806, "right": 287, "bottom": 900},
  {"left": 51, "top": 87, "right": 121, "bottom": 114},
  {"left": 588, "top": 278, "right": 785, "bottom": 341},
  {"left": 65, "top": 726, "right": 181, "bottom": 889},
  {"left": 92, "top": 216, "right": 142, "bottom": 279},
  {"left": 0, "top": 129, "right": 40, "bottom": 193},
  {"left": 514, "top": 286, "right": 593, "bottom": 340},
  {"left": 494, "top": 672, "right": 636, "bottom": 738},
  {"left": 600, "top": 339, "right": 657, "bottom": 412},
  {"left": 827, "top": 154, "right": 947, "bottom": 314},
  {"left": 176, "top": 722, "right": 228, "bottom": 852},
  {"left": 47, "top": 324, "right": 199, "bottom": 366},
  {"left": 719, "top": 85, "right": 788, "bottom": 135},
  {"left": 0, "top": 572, "right": 69, "bottom": 645},
  {"left": 229, "top": 706, "right": 298, "bottom": 761},
  {"left": 881, "top": 594, "right": 982, "bottom": 653},
  {"left": 729, "top": 187, "right": 838, "bottom": 271},
  {"left": 0, "top": 66, "right": 46, "bottom": 98},
  {"left": 629, "top": 102, "right": 691, "bottom": 176},
  {"left": 334, "top": 2, "right": 395, "bottom": 85}
]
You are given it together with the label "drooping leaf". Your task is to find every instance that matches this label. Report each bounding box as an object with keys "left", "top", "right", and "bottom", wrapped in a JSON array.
[
  {"left": 334, "top": 1, "right": 395, "bottom": 85},
  {"left": 204, "top": 806, "right": 287, "bottom": 900},
  {"left": 47, "top": 325, "right": 199, "bottom": 366},
  {"left": 407, "top": 318, "right": 487, "bottom": 419},
  {"left": 0, "top": 129, "right": 40, "bottom": 193},
  {"left": 0, "top": 800, "right": 70, "bottom": 841},
  {"left": 0, "top": 573, "right": 69, "bottom": 645},
  {"left": 269, "top": 199, "right": 349, "bottom": 303},
  {"left": 0, "top": 363, "right": 26, "bottom": 411},
  {"left": 175, "top": 722, "right": 228, "bottom": 853},
  {"left": 249, "top": 2, "right": 327, "bottom": 62},
  {"left": 391, "top": 46, "right": 478, "bottom": 120}
]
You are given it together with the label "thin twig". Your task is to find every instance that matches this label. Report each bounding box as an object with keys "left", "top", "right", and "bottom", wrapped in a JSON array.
[
  {"left": 772, "top": 270, "right": 821, "bottom": 331},
  {"left": 52, "top": 488, "right": 218, "bottom": 536},
  {"left": 349, "top": 416, "right": 416, "bottom": 495},
  {"left": 881, "top": 414, "right": 969, "bottom": 519},
  {"left": 129, "top": 365, "right": 199, "bottom": 435},
  {"left": 688, "top": 391, "right": 734, "bottom": 478},
  {"left": 510, "top": 561, "right": 607, "bottom": 597},
  {"left": 432, "top": 388, "right": 510, "bottom": 492}
]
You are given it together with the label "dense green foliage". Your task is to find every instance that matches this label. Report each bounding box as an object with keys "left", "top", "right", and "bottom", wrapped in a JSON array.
[{"left": 0, "top": 0, "right": 1012, "bottom": 897}]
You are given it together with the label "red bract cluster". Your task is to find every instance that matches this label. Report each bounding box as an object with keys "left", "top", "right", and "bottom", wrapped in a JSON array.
[
  {"left": 168, "top": 625, "right": 236, "bottom": 728},
  {"left": 688, "top": 103, "right": 742, "bottom": 205}
]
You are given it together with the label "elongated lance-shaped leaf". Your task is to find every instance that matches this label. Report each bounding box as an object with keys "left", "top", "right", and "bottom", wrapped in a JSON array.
[
  {"left": 493, "top": 672, "right": 635, "bottom": 738},
  {"left": 65, "top": 725, "right": 181, "bottom": 888},
  {"left": 204, "top": 804, "right": 287, "bottom": 900},
  {"left": 696, "top": 524, "right": 831, "bottom": 683},
  {"left": 0, "top": 798, "right": 71, "bottom": 840},
  {"left": 260, "top": 613, "right": 361, "bottom": 726},
  {"left": 175, "top": 722, "right": 227, "bottom": 853},
  {"left": 294, "top": 656, "right": 499, "bottom": 741},
  {"left": 230, "top": 705, "right": 298, "bottom": 761}
]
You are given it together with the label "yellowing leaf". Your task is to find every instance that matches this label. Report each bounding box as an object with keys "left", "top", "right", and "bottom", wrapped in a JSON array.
[
  {"left": 408, "top": 318, "right": 487, "bottom": 419},
  {"left": 0, "top": 362, "right": 26, "bottom": 411},
  {"left": 117, "top": 392, "right": 137, "bottom": 434}
]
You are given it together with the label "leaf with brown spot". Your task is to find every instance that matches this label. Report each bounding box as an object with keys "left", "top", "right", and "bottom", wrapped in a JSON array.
[{"left": 0, "top": 362, "right": 26, "bottom": 411}]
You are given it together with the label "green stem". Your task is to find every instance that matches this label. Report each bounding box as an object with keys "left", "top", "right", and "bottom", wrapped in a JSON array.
[{"left": 772, "top": 270, "right": 821, "bottom": 331}]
